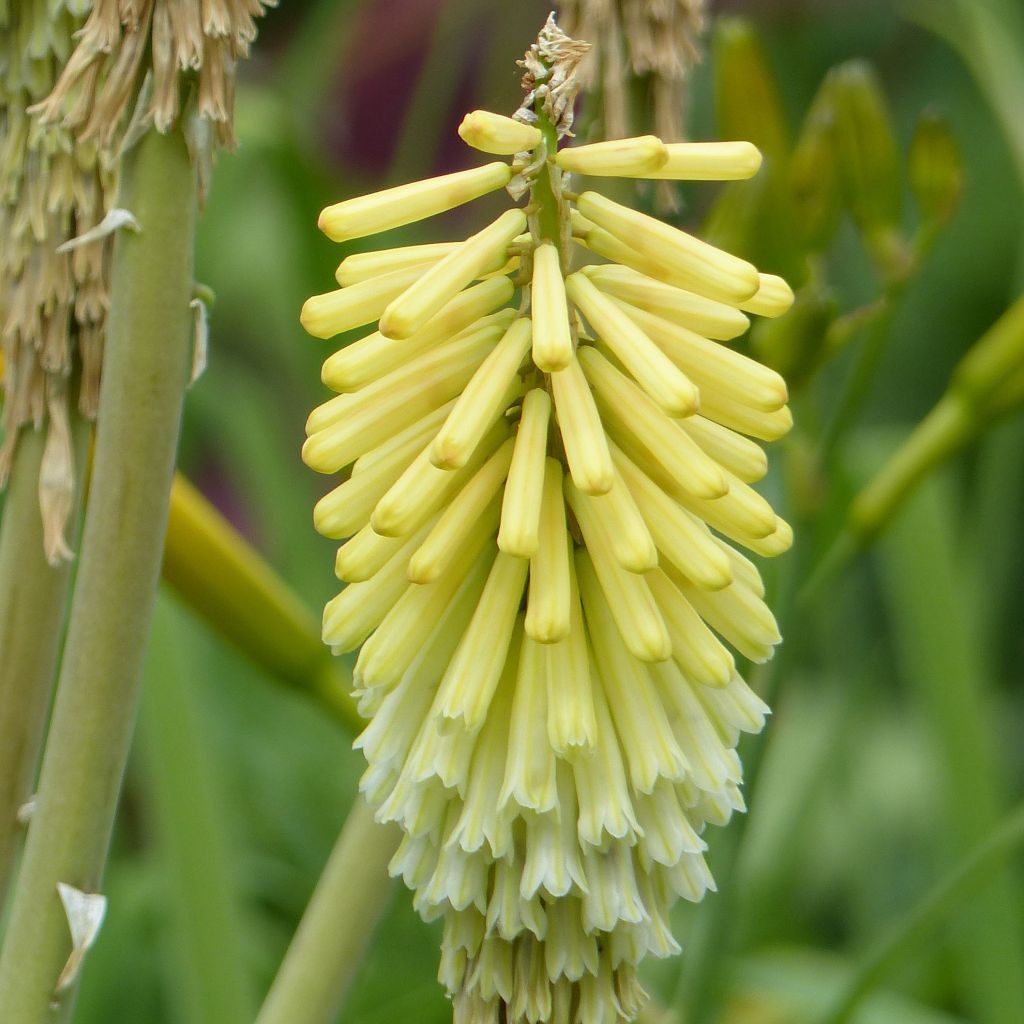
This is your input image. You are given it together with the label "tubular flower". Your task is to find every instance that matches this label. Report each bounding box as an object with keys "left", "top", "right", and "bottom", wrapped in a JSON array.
[{"left": 301, "top": 16, "right": 793, "bottom": 1024}]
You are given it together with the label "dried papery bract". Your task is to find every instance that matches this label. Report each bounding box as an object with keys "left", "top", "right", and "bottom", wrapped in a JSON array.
[
  {"left": 301, "top": 15, "right": 795, "bottom": 1024},
  {"left": 0, "top": 2, "right": 114, "bottom": 562},
  {"left": 33, "top": 0, "right": 277, "bottom": 150}
]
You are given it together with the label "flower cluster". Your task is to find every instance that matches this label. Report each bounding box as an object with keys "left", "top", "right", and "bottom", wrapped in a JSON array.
[
  {"left": 0, "top": 0, "right": 113, "bottom": 560},
  {"left": 32, "top": 0, "right": 277, "bottom": 149},
  {"left": 301, "top": 20, "right": 793, "bottom": 1023}
]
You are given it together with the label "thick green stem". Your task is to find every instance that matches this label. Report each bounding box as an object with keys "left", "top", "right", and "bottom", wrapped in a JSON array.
[
  {"left": 254, "top": 798, "right": 400, "bottom": 1024},
  {"left": 0, "top": 125, "right": 197, "bottom": 1019},
  {"left": 0, "top": 421, "right": 87, "bottom": 904}
]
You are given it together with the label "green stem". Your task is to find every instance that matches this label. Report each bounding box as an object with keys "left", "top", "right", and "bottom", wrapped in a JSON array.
[
  {"left": 0, "top": 125, "right": 197, "bottom": 1019},
  {"left": 138, "top": 596, "right": 257, "bottom": 1024},
  {"left": 254, "top": 798, "right": 400, "bottom": 1024},
  {"left": 818, "top": 287, "right": 903, "bottom": 461},
  {"left": 0, "top": 421, "right": 87, "bottom": 904},
  {"left": 818, "top": 800, "right": 1024, "bottom": 1024}
]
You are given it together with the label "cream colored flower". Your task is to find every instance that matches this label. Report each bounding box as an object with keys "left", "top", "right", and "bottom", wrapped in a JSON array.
[{"left": 302, "top": 17, "right": 793, "bottom": 1023}]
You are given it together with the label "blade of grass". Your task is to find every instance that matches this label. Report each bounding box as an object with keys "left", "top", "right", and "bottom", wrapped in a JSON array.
[
  {"left": 818, "top": 800, "right": 1024, "bottom": 1024},
  {"left": 873, "top": 467, "right": 1024, "bottom": 1024},
  {"left": 137, "top": 595, "right": 257, "bottom": 1024}
]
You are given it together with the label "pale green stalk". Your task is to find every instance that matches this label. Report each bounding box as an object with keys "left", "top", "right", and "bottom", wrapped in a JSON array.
[
  {"left": 139, "top": 596, "right": 256, "bottom": 1024},
  {"left": 0, "top": 125, "right": 197, "bottom": 1019},
  {"left": 255, "top": 798, "right": 400, "bottom": 1024},
  {"left": 0, "top": 421, "right": 87, "bottom": 903}
]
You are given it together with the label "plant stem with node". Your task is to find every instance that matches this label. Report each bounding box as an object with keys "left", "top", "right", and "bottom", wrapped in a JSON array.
[{"left": 0, "top": 124, "right": 197, "bottom": 1021}]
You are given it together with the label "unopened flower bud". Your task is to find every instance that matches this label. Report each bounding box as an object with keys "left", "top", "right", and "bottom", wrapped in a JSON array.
[
  {"left": 458, "top": 110, "right": 542, "bottom": 155},
  {"left": 909, "top": 109, "right": 963, "bottom": 229}
]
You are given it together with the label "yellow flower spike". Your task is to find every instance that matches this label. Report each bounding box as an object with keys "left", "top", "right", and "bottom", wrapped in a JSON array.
[
  {"left": 335, "top": 525, "right": 408, "bottom": 583},
  {"left": 525, "top": 459, "right": 571, "bottom": 644},
  {"left": 581, "top": 264, "right": 751, "bottom": 341},
  {"left": 645, "top": 570, "right": 735, "bottom": 688},
  {"left": 322, "top": 524, "right": 433, "bottom": 651},
  {"left": 318, "top": 162, "right": 513, "bottom": 242},
  {"left": 500, "top": 631, "right": 559, "bottom": 814},
  {"left": 636, "top": 140, "right": 763, "bottom": 181},
  {"left": 372, "top": 420, "right": 509, "bottom": 538},
  {"left": 322, "top": 279, "right": 515, "bottom": 391},
  {"left": 335, "top": 242, "right": 462, "bottom": 286},
  {"left": 409, "top": 441, "right": 515, "bottom": 584},
  {"left": 380, "top": 209, "right": 528, "bottom": 339},
  {"left": 609, "top": 443, "right": 734, "bottom": 591},
  {"left": 577, "top": 190, "right": 761, "bottom": 303},
  {"left": 543, "top": 550, "right": 596, "bottom": 753},
  {"left": 578, "top": 346, "right": 728, "bottom": 501},
  {"left": 566, "top": 486, "right": 671, "bottom": 663},
  {"left": 573, "top": 672, "right": 641, "bottom": 847},
  {"left": 432, "top": 317, "right": 533, "bottom": 470},
  {"left": 745, "top": 516, "right": 794, "bottom": 557},
  {"left": 582, "top": 467, "right": 658, "bottom": 574},
  {"left": 303, "top": 327, "right": 501, "bottom": 472},
  {"left": 301, "top": 23, "right": 798, "bottom": 1015},
  {"left": 300, "top": 264, "right": 426, "bottom": 340},
  {"left": 668, "top": 566, "right": 782, "bottom": 664},
  {"left": 676, "top": 468, "right": 778, "bottom": 540},
  {"left": 566, "top": 273, "right": 700, "bottom": 417},
  {"left": 726, "top": 547, "right": 766, "bottom": 598},
  {"left": 530, "top": 243, "right": 574, "bottom": 372},
  {"left": 313, "top": 423, "right": 433, "bottom": 540},
  {"left": 435, "top": 555, "right": 530, "bottom": 733},
  {"left": 696, "top": 387, "right": 793, "bottom": 442},
  {"left": 350, "top": 399, "right": 457, "bottom": 478},
  {"left": 615, "top": 301, "right": 789, "bottom": 412},
  {"left": 555, "top": 135, "right": 669, "bottom": 177},
  {"left": 740, "top": 273, "right": 796, "bottom": 318},
  {"left": 498, "top": 389, "right": 551, "bottom": 558},
  {"left": 549, "top": 354, "right": 615, "bottom": 496},
  {"left": 356, "top": 516, "right": 500, "bottom": 696},
  {"left": 459, "top": 110, "right": 543, "bottom": 155},
  {"left": 678, "top": 416, "right": 767, "bottom": 484},
  {"left": 578, "top": 566, "right": 689, "bottom": 793}
]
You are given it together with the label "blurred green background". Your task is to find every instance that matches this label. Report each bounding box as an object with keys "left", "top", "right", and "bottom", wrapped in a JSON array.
[{"left": 66, "top": 1, "right": 1024, "bottom": 1022}]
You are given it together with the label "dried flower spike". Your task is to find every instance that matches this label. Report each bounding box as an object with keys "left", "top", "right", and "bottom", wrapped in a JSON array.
[{"left": 301, "top": 15, "right": 794, "bottom": 1024}]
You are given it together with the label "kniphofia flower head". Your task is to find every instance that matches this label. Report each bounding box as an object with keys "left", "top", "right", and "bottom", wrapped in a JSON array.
[{"left": 301, "top": 16, "right": 794, "bottom": 1023}]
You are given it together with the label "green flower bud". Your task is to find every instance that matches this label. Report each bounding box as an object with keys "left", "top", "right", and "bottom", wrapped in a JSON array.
[
  {"left": 713, "top": 18, "right": 789, "bottom": 159},
  {"left": 908, "top": 109, "right": 963, "bottom": 228}
]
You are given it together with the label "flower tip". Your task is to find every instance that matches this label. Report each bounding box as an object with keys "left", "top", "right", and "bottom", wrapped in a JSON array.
[
  {"left": 299, "top": 295, "right": 335, "bottom": 339},
  {"left": 458, "top": 110, "right": 542, "bottom": 155}
]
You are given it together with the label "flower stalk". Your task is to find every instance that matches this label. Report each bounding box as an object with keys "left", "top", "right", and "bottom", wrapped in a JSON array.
[
  {"left": 0, "top": 419, "right": 88, "bottom": 904},
  {"left": 255, "top": 799, "right": 400, "bottom": 1024},
  {"left": 0, "top": 124, "right": 197, "bottom": 1019}
]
